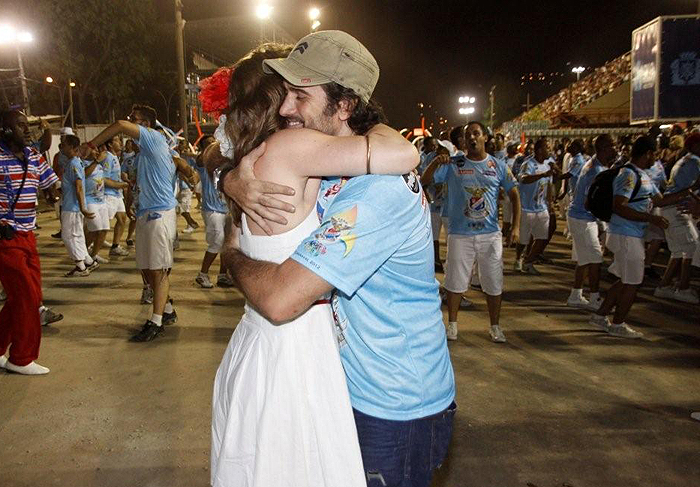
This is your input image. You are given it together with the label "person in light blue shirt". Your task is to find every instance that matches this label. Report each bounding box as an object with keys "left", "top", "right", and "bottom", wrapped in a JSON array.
[
  {"left": 86, "top": 104, "right": 180, "bottom": 342},
  {"left": 566, "top": 135, "right": 616, "bottom": 310},
  {"left": 422, "top": 121, "right": 520, "bottom": 343},
  {"left": 642, "top": 158, "right": 668, "bottom": 278},
  {"left": 515, "top": 139, "right": 555, "bottom": 274},
  {"left": 592, "top": 135, "right": 680, "bottom": 339},
  {"left": 121, "top": 141, "right": 139, "bottom": 246},
  {"left": 194, "top": 136, "right": 230, "bottom": 289},
  {"left": 58, "top": 135, "right": 97, "bottom": 276},
  {"left": 82, "top": 150, "right": 112, "bottom": 264},
  {"left": 101, "top": 137, "right": 130, "bottom": 256},
  {"left": 501, "top": 143, "right": 519, "bottom": 241},
  {"left": 654, "top": 135, "right": 700, "bottom": 302},
  {"left": 419, "top": 148, "right": 448, "bottom": 270}
]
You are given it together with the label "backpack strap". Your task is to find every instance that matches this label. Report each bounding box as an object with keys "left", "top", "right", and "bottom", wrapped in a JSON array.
[{"left": 623, "top": 164, "right": 645, "bottom": 203}]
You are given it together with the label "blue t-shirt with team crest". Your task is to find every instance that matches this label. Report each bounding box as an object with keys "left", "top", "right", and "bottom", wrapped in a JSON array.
[
  {"left": 609, "top": 165, "right": 660, "bottom": 238},
  {"left": 665, "top": 153, "right": 699, "bottom": 195},
  {"left": 103, "top": 151, "right": 123, "bottom": 197},
  {"left": 83, "top": 159, "right": 105, "bottom": 205},
  {"left": 61, "top": 157, "right": 85, "bottom": 213},
  {"left": 518, "top": 156, "right": 551, "bottom": 213},
  {"left": 568, "top": 157, "right": 605, "bottom": 221},
  {"left": 291, "top": 174, "right": 455, "bottom": 421},
  {"left": 134, "top": 126, "right": 177, "bottom": 217},
  {"left": 432, "top": 154, "right": 517, "bottom": 236}
]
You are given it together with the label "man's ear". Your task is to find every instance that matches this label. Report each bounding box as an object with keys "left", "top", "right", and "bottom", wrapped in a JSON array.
[{"left": 336, "top": 98, "right": 357, "bottom": 122}]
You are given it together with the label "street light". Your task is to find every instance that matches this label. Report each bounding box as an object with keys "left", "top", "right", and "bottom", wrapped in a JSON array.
[
  {"left": 572, "top": 66, "right": 585, "bottom": 81},
  {"left": 255, "top": 4, "right": 273, "bottom": 42},
  {"left": 45, "top": 76, "right": 53, "bottom": 83},
  {"left": 311, "top": 20, "right": 321, "bottom": 31},
  {"left": 459, "top": 107, "right": 475, "bottom": 115},
  {"left": 309, "top": 7, "right": 320, "bottom": 20},
  {"left": 0, "top": 24, "right": 33, "bottom": 115}
]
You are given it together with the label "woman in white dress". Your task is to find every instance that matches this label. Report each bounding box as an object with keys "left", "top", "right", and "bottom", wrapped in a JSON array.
[{"left": 205, "top": 44, "right": 418, "bottom": 487}]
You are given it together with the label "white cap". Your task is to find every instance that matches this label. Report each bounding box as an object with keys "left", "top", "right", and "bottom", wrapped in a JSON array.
[{"left": 59, "top": 127, "right": 74, "bottom": 136}]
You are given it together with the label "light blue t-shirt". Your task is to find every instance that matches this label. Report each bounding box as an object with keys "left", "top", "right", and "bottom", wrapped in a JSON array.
[
  {"left": 420, "top": 151, "right": 445, "bottom": 214},
  {"left": 103, "top": 151, "right": 123, "bottom": 197},
  {"left": 83, "top": 159, "right": 105, "bottom": 205},
  {"left": 609, "top": 165, "right": 660, "bottom": 238},
  {"left": 433, "top": 154, "right": 517, "bottom": 236},
  {"left": 61, "top": 157, "right": 85, "bottom": 213},
  {"left": 292, "top": 174, "right": 455, "bottom": 421},
  {"left": 568, "top": 158, "right": 605, "bottom": 221},
  {"left": 567, "top": 153, "right": 587, "bottom": 196},
  {"left": 518, "top": 156, "right": 551, "bottom": 213},
  {"left": 135, "top": 126, "right": 177, "bottom": 217},
  {"left": 646, "top": 159, "right": 667, "bottom": 193},
  {"left": 665, "top": 153, "right": 699, "bottom": 195},
  {"left": 196, "top": 165, "right": 227, "bottom": 214}
]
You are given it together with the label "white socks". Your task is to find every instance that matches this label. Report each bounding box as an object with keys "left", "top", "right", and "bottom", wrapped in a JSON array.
[
  {"left": 570, "top": 288, "right": 583, "bottom": 299},
  {"left": 164, "top": 302, "right": 174, "bottom": 314},
  {"left": 150, "top": 313, "right": 163, "bottom": 326},
  {"left": 84, "top": 255, "right": 94, "bottom": 266},
  {"left": 76, "top": 261, "right": 86, "bottom": 271}
]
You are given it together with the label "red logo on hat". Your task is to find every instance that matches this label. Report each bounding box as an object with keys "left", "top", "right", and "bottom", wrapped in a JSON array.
[{"left": 301, "top": 78, "right": 311, "bottom": 83}]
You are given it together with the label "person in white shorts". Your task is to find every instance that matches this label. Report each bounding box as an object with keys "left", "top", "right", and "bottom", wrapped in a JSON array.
[
  {"left": 193, "top": 136, "right": 231, "bottom": 288},
  {"left": 418, "top": 138, "right": 448, "bottom": 271},
  {"left": 591, "top": 136, "right": 679, "bottom": 338},
  {"left": 176, "top": 140, "right": 200, "bottom": 234},
  {"left": 653, "top": 133, "right": 700, "bottom": 304},
  {"left": 566, "top": 136, "right": 616, "bottom": 309},
  {"left": 101, "top": 136, "right": 130, "bottom": 257},
  {"left": 58, "top": 135, "right": 99, "bottom": 277},
  {"left": 82, "top": 149, "right": 112, "bottom": 264},
  {"left": 422, "top": 121, "right": 520, "bottom": 343},
  {"left": 515, "top": 139, "right": 554, "bottom": 275},
  {"left": 86, "top": 105, "right": 179, "bottom": 342}
]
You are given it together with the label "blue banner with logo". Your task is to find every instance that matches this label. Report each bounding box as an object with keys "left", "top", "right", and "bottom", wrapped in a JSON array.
[
  {"left": 631, "top": 20, "right": 659, "bottom": 123},
  {"left": 659, "top": 17, "right": 700, "bottom": 120}
]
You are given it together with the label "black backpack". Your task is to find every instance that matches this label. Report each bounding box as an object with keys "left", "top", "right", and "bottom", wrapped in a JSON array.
[{"left": 585, "top": 164, "right": 644, "bottom": 222}]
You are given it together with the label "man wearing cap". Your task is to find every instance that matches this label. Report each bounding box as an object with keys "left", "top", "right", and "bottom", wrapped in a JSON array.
[{"left": 222, "top": 31, "right": 455, "bottom": 487}]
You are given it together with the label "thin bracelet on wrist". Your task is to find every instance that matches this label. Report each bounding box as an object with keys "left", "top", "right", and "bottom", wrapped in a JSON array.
[{"left": 365, "top": 135, "right": 371, "bottom": 175}]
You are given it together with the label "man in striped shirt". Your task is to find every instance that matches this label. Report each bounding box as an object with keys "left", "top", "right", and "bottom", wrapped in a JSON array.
[{"left": 0, "top": 110, "right": 59, "bottom": 375}]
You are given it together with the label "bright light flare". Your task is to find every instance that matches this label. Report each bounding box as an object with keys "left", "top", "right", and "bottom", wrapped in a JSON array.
[
  {"left": 459, "top": 107, "right": 475, "bottom": 115},
  {"left": 571, "top": 66, "right": 585, "bottom": 74},
  {"left": 309, "top": 7, "right": 320, "bottom": 20},
  {"left": 0, "top": 25, "right": 33, "bottom": 44},
  {"left": 458, "top": 96, "right": 476, "bottom": 104},
  {"left": 17, "top": 31, "right": 32, "bottom": 42},
  {"left": 311, "top": 20, "right": 321, "bottom": 31},
  {"left": 69, "top": 81, "right": 76, "bottom": 87},
  {"left": 45, "top": 76, "right": 53, "bottom": 83},
  {"left": 255, "top": 4, "right": 273, "bottom": 19}
]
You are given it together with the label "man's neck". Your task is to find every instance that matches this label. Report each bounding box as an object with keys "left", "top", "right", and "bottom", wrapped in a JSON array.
[
  {"left": 467, "top": 150, "right": 487, "bottom": 160},
  {"left": 535, "top": 155, "right": 545, "bottom": 164}
]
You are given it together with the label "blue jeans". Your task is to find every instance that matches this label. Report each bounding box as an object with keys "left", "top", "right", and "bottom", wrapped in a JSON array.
[{"left": 353, "top": 402, "right": 456, "bottom": 487}]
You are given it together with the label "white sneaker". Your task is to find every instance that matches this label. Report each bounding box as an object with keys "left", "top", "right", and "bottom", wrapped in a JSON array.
[
  {"left": 196, "top": 273, "right": 214, "bottom": 289},
  {"left": 93, "top": 255, "right": 110, "bottom": 264},
  {"left": 5, "top": 360, "right": 50, "bottom": 375},
  {"left": 109, "top": 245, "right": 130, "bottom": 256},
  {"left": 182, "top": 225, "right": 196, "bottom": 234},
  {"left": 567, "top": 294, "right": 590, "bottom": 309},
  {"left": 489, "top": 325, "right": 507, "bottom": 343},
  {"left": 589, "top": 314, "right": 611, "bottom": 331},
  {"left": 446, "top": 322, "right": 458, "bottom": 341},
  {"left": 459, "top": 297, "right": 473, "bottom": 309},
  {"left": 673, "top": 288, "right": 699, "bottom": 304},
  {"left": 513, "top": 260, "right": 522, "bottom": 271},
  {"left": 587, "top": 296, "right": 604, "bottom": 311},
  {"left": 653, "top": 286, "right": 676, "bottom": 300},
  {"left": 0, "top": 355, "right": 7, "bottom": 368},
  {"left": 521, "top": 262, "right": 541, "bottom": 275},
  {"left": 607, "top": 322, "right": 643, "bottom": 339}
]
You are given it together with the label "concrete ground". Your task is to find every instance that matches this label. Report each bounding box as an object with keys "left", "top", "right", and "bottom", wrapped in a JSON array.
[{"left": 1, "top": 209, "right": 699, "bottom": 487}]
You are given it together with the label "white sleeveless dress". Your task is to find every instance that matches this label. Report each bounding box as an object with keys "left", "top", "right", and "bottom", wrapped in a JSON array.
[{"left": 211, "top": 210, "right": 366, "bottom": 487}]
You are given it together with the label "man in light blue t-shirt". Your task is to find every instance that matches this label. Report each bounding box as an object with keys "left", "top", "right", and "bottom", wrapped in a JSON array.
[
  {"left": 653, "top": 133, "right": 700, "bottom": 303},
  {"left": 515, "top": 139, "right": 555, "bottom": 274},
  {"left": 220, "top": 31, "right": 455, "bottom": 487},
  {"left": 591, "top": 136, "right": 684, "bottom": 339},
  {"left": 86, "top": 104, "right": 181, "bottom": 342},
  {"left": 566, "top": 135, "right": 616, "bottom": 310},
  {"left": 422, "top": 121, "right": 520, "bottom": 343},
  {"left": 101, "top": 137, "right": 130, "bottom": 257}
]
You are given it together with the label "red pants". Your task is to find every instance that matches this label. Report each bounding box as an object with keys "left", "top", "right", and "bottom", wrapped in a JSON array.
[{"left": 0, "top": 231, "right": 43, "bottom": 366}]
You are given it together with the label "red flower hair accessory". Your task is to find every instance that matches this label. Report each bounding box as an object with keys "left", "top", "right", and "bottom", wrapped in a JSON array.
[{"left": 198, "top": 67, "right": 234, "bottom": 120}]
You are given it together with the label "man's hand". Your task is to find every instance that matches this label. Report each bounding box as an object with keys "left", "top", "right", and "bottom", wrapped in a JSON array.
[
  {"left": 650, "top": 214, "right": 669, "bottom": 229},
  {"left": 221, "top": 142, "right": 296, "bottom": 235},
  {"left": 81, "top": 209, "right": 96, "bottom": 220},
  {"left": 125, "top": 206, "right": 135, "bottom": 220},
  {"left": 507, "top": 225, "right": 520, "bottom": 247}
]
